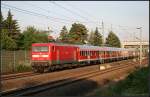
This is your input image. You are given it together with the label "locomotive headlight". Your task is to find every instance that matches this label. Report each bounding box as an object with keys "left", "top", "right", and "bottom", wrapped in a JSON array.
[
  {"left": 32, "top": 55, "right": 39, "bottom": 57},
  {"left": 42, "top": 55, "right": 49, "bottom": 57}
]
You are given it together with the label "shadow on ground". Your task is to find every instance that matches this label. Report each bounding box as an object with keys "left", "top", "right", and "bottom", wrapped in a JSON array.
[{"left": 24, "top": 78, "right": 100, "bottom": 96}]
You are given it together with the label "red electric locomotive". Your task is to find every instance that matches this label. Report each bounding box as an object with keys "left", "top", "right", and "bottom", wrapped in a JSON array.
[{"left": 31, "top": 43, "right": 138, "bottom": 73}]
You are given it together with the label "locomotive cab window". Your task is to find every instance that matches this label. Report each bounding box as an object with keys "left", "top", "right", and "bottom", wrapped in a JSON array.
[{"left": 32, "top": 46, "right": 49, "bottom": 52}]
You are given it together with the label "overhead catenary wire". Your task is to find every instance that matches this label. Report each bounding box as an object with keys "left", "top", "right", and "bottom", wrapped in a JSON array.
[
  {"left": 50, "top": 1, "right": 97, "bottom": 23},
  {"left": 2, "top": 2, "right": 139, "bottom": 41},
  {"left": 2, "top": 5, "right": 63, "bottom": 35},
  {"left": 2, "top": 3, "right": 74, "bottom": 24},
  {"left": 64, "top": 2, "right": 98, "bottom": 22},
  {"left": 24, "top": 2, "right": 79, "bottom": 22},
  {"left": 2, "top": 3, "right": 99, "bottom": 25},
  {"left": 2, "top": 3, "right": 96, "bottom": 38}
]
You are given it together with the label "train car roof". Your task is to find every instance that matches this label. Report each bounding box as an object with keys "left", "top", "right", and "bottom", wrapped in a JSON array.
[
  {"left": 73, "top": 44, "right": 130, "bottom": 51},
  {"left": 32, "top": 43, "right": 136, "bottom": 51}
]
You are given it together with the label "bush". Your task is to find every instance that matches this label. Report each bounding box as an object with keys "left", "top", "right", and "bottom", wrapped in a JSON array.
[
  {"left": 91, "top": 67, "right": 149, "bottom": 96},
  {"left": 16, "top": 64, "right": 32, "bottom": 72},
  {"left": 108, "top": 67, "right": 149, "bottom": 96}
]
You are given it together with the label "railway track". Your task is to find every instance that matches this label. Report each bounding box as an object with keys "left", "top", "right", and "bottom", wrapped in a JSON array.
[
  {"left": 1, "top": 59, "right": 132, "bottom": 81},
  {"left": 1, "top": 72, "right": 39, "bottom": 80},
  {"left": 1, "top": 59, "right": 143, "bottom": 96}
]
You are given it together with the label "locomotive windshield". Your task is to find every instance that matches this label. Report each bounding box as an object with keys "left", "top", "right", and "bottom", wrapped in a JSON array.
[{"left": 32, "top": 46, "right": 48, "bottom": 52}]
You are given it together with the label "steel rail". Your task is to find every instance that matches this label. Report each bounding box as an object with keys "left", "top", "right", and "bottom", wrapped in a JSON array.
[{"left": 1, "top": 59, "right": 139, "bottom": 96}]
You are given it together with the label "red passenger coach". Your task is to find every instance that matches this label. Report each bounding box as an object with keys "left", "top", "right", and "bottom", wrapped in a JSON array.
[{"left": 31, "top": 43, "right": 138, "bottom": 73}]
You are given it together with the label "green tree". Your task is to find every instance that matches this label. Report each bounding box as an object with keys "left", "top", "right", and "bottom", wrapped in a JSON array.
[
  {"left": 0, "top": 11, "right": 4, "bottom": 26},
  {"left": 1, "top": 29, "right": 17, "bottom": 50},
  {"left": 3, "top": 10, "right": 21, "bottom": 50},
  {"left": 59, "top": 26, "right": 68, "bottom": 43},
  {"left": 92, "top": 27, "right": 103, "bottom": 46},
  {"left": 4, "top": 10, "right": 20, "bottom": 39},
  {"left": 68, "top": 23, "right": 88, "bottom": 44},
  {"left": 35, "top": 30, "right": 49, "bottom": 43},
  {"left": 88, "top": 30, "right": 94, "bottom": 45},
  {"left": 1, "top": 11, "right": 17, "bottom": 50},
  {"left": 1, "top": 11, "right": 4, "bottom": 49},
  {"left": 22, "top": 26, "right": 48, "bottom": 49},
  {"left": 22, "top": 26, "right": 37, "bottom": 49},
  {"left": 105, "top": 31, "right": 121, "bottom": 47}
]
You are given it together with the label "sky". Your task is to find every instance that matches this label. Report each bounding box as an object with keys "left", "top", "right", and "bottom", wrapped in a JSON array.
[{"left": 1, "top": 1, "right": 149, "bottom": 42}]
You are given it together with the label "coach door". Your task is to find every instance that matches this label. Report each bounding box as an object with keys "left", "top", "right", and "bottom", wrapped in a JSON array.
[
  {"left": 87, "top": 51, "right": 90, "bottom": 64},
  {"left": 73, "top": 50, "right": 76, "bottom": 62},
  {"left": 56, "top": 49, "right": 60, "bottom": 64}
]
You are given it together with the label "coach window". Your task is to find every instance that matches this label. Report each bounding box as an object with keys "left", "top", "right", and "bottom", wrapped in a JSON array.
[
  {"left": 107, "top": 51, "right": 109, "bottom": 56},
  {"left": 108, "top": 51, "right": 110, "bottom": 56},
  {"left": 90, "top": 51, "right": 92, "bottom": 56},
  {"left": 86, "top": 51, "right": 87, "bottom": 56},
  {"left": 104, "top": 51, "right": 106, "bottom": 56},
  {"left": 80, "top": 51, "right": 82, "bottom": 56},
  {"left": 99, "top": 51, "right": 101, "bottom": 55},
  {"left": 109, "top": 51, "right": 111, "bottom": 56},
  {"left": 113, "top": 51, "right": 115, "bottom": 56},
  {"left": 102, "top": 51, "right": 104, "bottom": 56},
  {"left": 99, "top": 51, "right": 102, "bottom": 56},
  {"left": 106, "top": 51, "right": 109, "bottom": 56},
  {"left": 85, "top": 51, "right": 87, "bottom": 56},
  {"left": 82, "top": 51, "right": 84, "bottom": 56},
  {"left": 113, "top": 51, "right": 115, "bottom": 57},
  {"left": 87, "top": 51, "right": 89, "bottom": 56},
  {"left": 105, "top": 51, "right": 107, "bottom": 56},
  {"left": 110, "top": 51, "right": 112, "bottom": 56},
  {"left": 86, "top": 51, "right": 88, "bottom": 56}
]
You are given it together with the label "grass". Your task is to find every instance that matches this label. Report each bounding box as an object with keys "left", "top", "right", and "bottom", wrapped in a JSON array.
[
  {"left": 15, "top": 63, "right": 32, "bottom": 73},
  {"left": 1, "top": 50, "right": 31, "bottom": 73},
  {"left": 88, "top": 66, "right": 149, "bottom": 96}
]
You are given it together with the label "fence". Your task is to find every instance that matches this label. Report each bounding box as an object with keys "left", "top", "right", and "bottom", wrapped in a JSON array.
[{"left": 1, "top": 50, "right": 31, "bottom": 74}]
